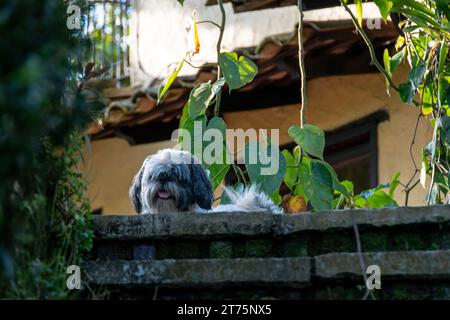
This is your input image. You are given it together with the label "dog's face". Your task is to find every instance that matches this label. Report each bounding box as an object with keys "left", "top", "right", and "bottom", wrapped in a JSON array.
[{"left": 129, "top": 149, "right": 214, "bottom": 214}]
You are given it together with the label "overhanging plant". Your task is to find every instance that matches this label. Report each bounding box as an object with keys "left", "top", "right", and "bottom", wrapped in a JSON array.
[
  {"left": 340, "top": 0, "right": 450, "bottom": 205},
  {"left": 160, "top": 0, "right": 399, "bottom": 212}
]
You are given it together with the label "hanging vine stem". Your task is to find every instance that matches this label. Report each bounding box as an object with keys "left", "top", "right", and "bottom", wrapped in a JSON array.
[
  {"left": 211, "top": 0, "right": 246, "bottom": 184},
  {"left": 297, "top": 0, "right": 307, "bottom": 128},
  {"left": 339, "top": 0, "right": 400, "bottom": 93},
  {"left": 214, "top": 0, "right": 226, "bottom": 117}
]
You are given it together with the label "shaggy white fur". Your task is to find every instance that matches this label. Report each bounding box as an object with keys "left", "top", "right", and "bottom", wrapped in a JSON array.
[{"left": 129, "top": 149, "right": 282, "bottom": 214}]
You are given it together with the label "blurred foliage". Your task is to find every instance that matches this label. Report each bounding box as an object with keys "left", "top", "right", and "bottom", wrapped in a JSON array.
[{"left": 0, "top": 1, "right": 102, "bottom": 298}]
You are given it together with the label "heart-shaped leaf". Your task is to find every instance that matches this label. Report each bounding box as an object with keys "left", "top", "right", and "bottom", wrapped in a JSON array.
[
  {"left": 316, "top": 160, "right": 348, "bottom": 197},
  {"left": 219, "top": 52, "right": 258, "bottom": 91},
  {"left": 188, "top": 79, "right": 226, "bottom": 119},
  {"left": 299, "top": 159, "right": 333, "bottom": 211},
  {"left": 288, "top": 124, "right": 325, "bottom": 160},
  {"left": 244, "top": 142, "right": 286, "bottom": 195},
  {"left": 188, "top": 82, "right": 214, "bottom": 119}
]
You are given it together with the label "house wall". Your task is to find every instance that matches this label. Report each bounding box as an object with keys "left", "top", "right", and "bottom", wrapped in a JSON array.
[
  {"left": 81, "top": 65, "right": 433, "bottom": 214},
  {"left": 130, "top": 0, "right": 381, "bottom": 84}
]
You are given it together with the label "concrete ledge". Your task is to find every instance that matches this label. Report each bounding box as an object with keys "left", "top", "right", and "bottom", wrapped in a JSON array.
[
  {"left": 84, "top": 257, "right": 312, "bottom": 287},
  {"left": 94, "top": 205, "right": 450, "bottom": 240},
  {"left": 315, "top": 250, "right": 450, "bottom": 280}
]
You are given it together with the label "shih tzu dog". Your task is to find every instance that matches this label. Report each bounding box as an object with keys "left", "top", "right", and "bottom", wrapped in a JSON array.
[{"left": 129, "top": 149, "right": 281, "bottom": 214}]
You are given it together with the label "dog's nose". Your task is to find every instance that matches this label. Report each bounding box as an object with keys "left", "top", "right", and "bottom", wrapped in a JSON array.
[{"left": 158, "top": 171, "right": 170, "bottom": 182}]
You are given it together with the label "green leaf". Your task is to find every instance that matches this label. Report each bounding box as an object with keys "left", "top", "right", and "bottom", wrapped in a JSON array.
[
  {"left": 157, "top": 53, "right": 188, "bottom": 104},
  {"left": 355, "top": 0, "right": 363, "bottom": 26},
  {"left": 207, "top": 161, "right": 230, "bottom": 190},
  {"left": 442, "top": 116, "right": 450, "bottom": 144},
  {"left": 341, "top": 180, "right": 355, "bottom": 196},
  {"left": 244, "top": 142, "right": 286, "bottom": 195},
  {"left": 317, "top": 160, "right": 348, "bottom": 197},
  {"left": 188, "top": 82, "right": 214, "bottom": 119},
  {"left": 219, "top": 52, "right": 258, "bottom": 91},
  {"left": 390, "top": 49, "right": 405, "bottom": 74},
  {"left": 438, "top": 42, "right": 449, "bottom": 75},
  {"left": 399, "top": 82, "right": 415, "bottom": 104},
  {"left": 205, "top": 116, "right": 230, "bottom": 190},
  {"left": 354, "top": 195, "right": 368, "bottom": 208},
  {"left": 299, "top": 160, "right": 333, "bottom": 211},
  {"left": 409, "top": 62, "right": 427, "bottom": 87},
  {"left": 374, "top": 0, "right": 393, "bottom": 21},
  {"left": 179, "top": 102, "right": 207, "bottom": 153},
  {"left": 383, "top": 49, "right": 392, "bottom": 78},
  {"left": 421, "top": 84, "right": 434, "bottom": 116},
  {"left": 177, "top": 0, "right": 185, "bottom": 5},
  {"left": 282, "top": 149, "right": 297, "bottom": 190},
  {"left": 288, "top": 124, "right": 325, "bottom": 160},
  {"left": 367, "top": 190, "right": 397, "bottom": 208},
  {"left": 388, "top": 172, "right": 401, "bottom": 197},
  {"left": 394, "top": 0, "right": 437, "bottom": 20},
  {"left": 207, "top": 116, "right": 226, "bottom": 136},
  {"left": 437, "top": 0, "right": 450, "bottom": 21},
  {"left": 399, "top": 62, "right": 426, "bottom": 104}
]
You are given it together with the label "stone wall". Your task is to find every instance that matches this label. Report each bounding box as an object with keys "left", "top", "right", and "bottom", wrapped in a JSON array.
[{"left": 85, "top": 206, "right": 450, "bottom": 299}]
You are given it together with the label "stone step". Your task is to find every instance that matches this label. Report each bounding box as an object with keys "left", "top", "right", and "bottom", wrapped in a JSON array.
[
  {"left": 84, "top": 257, "right": 311, "bottom": 287},
  {"left": 93, "top": 205, "right": 450, "bottom": 240},
  {"left": 84, "top": 250, "right": 450, "bottom": 288}
]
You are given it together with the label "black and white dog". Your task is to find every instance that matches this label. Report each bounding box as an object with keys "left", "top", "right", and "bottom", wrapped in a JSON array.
[{"left": 129, "top": 149, "right": 281, "bottom": 214}]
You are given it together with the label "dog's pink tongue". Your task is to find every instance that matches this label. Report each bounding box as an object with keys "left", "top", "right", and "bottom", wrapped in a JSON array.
[{"left": 158, "top": 191, "right": 171, "bottom": 199}]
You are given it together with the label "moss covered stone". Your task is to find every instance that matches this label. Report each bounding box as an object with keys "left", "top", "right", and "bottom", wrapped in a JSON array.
[
  {"left": 284, "top": 238, "right": 308, "bottom": 257},
  {"left": 209, "top": 241, "right": 233, "bottom": 258},
  {"left": 361, "top": 232, "right": 389, "bottom": 251},
  {"left": 390, "top": 233, "right": 428, "bottom": 251},
  {"left": 309, "top": 232, "right": 354, "bottom": 255},
  {"left": 155, "top": 241, "right": 199, "bottom": 259},
  {"left": 245, "top": 239, "right": 273, "bottom": 257}
]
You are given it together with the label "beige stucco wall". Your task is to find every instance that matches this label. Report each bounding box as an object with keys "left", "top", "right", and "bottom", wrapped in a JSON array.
[{"left": 81, "top": 65, "right": 433, "bottom": 214}]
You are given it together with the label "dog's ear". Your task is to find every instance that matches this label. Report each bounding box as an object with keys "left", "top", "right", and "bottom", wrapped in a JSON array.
[
  {"left": 191, "top": 164, "right": 214, "bottom": 210},
  {"left": 129, "top": 163, "right": 145, "bottom": 214}
]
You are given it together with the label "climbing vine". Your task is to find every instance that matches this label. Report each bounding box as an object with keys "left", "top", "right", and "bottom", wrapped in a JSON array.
[
  {"left": 341, "top": 0, "right": 450, "bottom": 205},
  {"left": 158, "top": 0, "right": 402, "bottom": 212}
]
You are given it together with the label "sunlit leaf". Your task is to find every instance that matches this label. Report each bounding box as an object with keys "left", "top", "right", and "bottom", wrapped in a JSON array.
[
  {"left": 388, "top": 172, "right": 401, "bottom": 197},
  {"left": 192, "top": 10, "right": 200, "bottom": 54},
  {"left": 219, "top": 52, "right": 258, "bottom": 91},
  {"left": 355, "top": 0, "right": 363, "bottom": 26},
  {"left": 157, "top": 52, "right": 188, "bottom": 104},
  {"left": 421, "top": 84, "right": 434, "bottom": 116},
  {"left": 438, "top": 41, "right": 449, "bottom": 75},
  {"left": 374, "top": 0, "right": 393, "bottom": 21}
]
